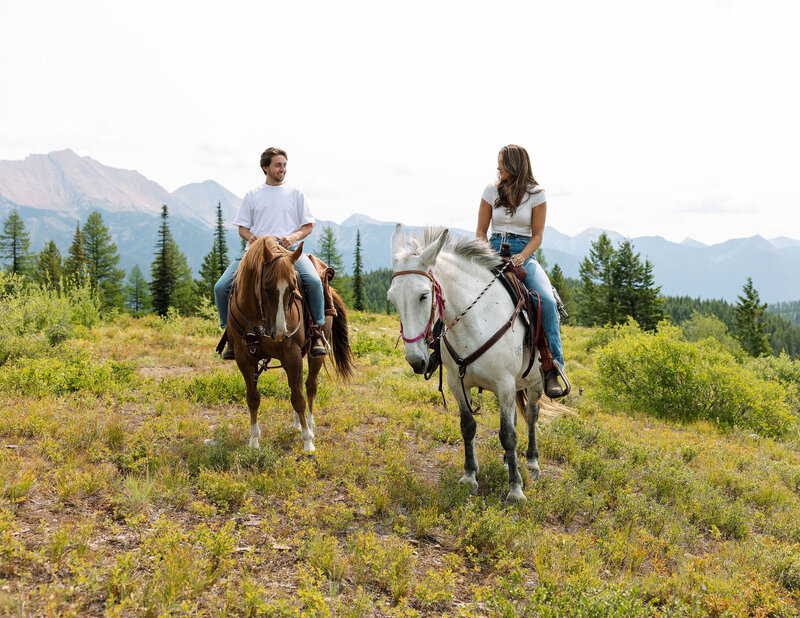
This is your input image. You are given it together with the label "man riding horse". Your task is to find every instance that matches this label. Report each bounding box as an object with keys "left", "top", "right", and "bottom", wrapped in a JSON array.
[{"left": 214, "top": 147, "right": 328, "bottom": 359}]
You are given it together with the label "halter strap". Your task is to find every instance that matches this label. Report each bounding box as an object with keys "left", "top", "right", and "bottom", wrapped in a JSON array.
[{"left": 391, "top": 269, "right": 445, "bottom": 344}]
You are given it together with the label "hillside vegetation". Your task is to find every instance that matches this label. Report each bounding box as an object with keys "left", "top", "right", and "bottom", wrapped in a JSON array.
[{"left": 2, "top": 280, "right": 800, "bottom": 615}]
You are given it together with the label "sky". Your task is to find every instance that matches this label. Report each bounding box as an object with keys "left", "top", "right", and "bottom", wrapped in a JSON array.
[{"left": 1, "top": 0, "right": 798, "bottom": 245}]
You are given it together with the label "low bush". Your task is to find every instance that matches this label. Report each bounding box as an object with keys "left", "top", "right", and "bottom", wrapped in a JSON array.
[{"left": 596, "top": 324, "right": 797, "bottom": 438}]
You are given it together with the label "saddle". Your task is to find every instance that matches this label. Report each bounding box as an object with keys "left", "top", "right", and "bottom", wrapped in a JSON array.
[
  {"left": 216, "top": 254, "right": 338, "bottom": 361},
  {"left": 493, "top": 243, "right": 568, "bottom": 390}
]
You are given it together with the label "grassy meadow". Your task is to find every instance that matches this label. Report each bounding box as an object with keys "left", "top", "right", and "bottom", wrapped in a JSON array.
[{"left": 3, "top": 281, "right": 800, "bottom": 615}]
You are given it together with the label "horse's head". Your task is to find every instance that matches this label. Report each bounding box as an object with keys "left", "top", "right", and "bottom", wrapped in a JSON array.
[
  {"left": 387, "top": 224, "right": 449, "bottom": 374},
  {"left": 236, "top": 236, "right": 302, "bottom": 341}
]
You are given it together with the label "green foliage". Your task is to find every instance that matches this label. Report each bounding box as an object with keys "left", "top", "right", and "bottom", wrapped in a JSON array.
[
  {"left": 0, "top": 348, "right": 137, "bottom": 397},
  {"left": 83, "top": 210, "right": 125, "bottom": 309},
  {"left": 33, "top": 240, "right": 63, "bottom": 289},
  {"left": 666, "top": 294, "right": 800, "bottom": 358},
  {"left": 679, "top": 310, "right": 744, "bottom": 358},
  {"left": 549, "top": 263, "right": 574, "bottom": 323},
  {"left": 0, "top": 271, "right": 100, "bottom": 364},
  {"left": 734, "top": 277, "right": 772, "bottom": 357},
  {"left": 125, "top": 264, "right": 150, "bottom": 315},
  {"left": 577, "top": 233, "right": 664, "bottom": 329},
  {"left": 352, "top": 229, "right": 365, "bottom": 311},
  {"left": 0, "top": 208, "right": 32, "bottom": 275},
  {"left": 595, "top": 322, "right": 796, "bottom": 438},
  {"left": 63, "top": 221, "right": 88, "bottom": 285},
  {"left": 316, "top": 224, "right": 344, "bottom": 273}
]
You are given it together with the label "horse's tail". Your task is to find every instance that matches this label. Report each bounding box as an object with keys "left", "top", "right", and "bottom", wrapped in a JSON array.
[
  {"left": 329, "top": 288, "right": 355, "bottom": 380},
  {"left": 515, "top": 390, "right": 528, "bottom": 417}
]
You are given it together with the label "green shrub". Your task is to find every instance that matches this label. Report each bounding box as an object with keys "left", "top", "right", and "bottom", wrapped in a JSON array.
[
  {"left": 0, "top": 272, "right": 100, "bottom": 364},
  {"left": 596, "top": 324, "right": 797, "bottom": 438},
  {"left": 0, "top": 348, "right": 137, "bottom": 397}
]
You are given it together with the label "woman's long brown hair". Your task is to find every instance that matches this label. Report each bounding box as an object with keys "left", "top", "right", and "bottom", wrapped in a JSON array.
[{"left": 494, "top": 144, "right": 541, "bottom": 216}]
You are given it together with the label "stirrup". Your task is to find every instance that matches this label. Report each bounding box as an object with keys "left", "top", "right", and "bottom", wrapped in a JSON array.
[{"left": 309, "top": 325, "right": 329, "bottom": 357}]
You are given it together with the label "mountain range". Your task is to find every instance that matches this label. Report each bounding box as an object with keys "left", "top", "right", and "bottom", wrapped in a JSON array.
[{"left": 1, "top": 149, "right": 799, "bottom": 303}]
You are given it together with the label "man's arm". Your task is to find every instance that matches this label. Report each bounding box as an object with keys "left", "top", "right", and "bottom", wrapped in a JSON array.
[
  {"left": 239, "top": 226, "right": 258, "bottom": 244},
  {"left": 277, "top": 223, "right": 314, "bottom": 248}
]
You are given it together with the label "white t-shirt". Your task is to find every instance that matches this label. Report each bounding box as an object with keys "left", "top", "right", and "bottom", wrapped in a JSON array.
[
  {"left": 233, "top": 183, "right": 315, "bottom": 239},
  {"left": 482, "top": 183, "right": 546, "bottom": 237}
]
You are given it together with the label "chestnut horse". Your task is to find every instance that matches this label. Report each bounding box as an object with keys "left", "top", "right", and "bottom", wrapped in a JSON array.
[{"left": 227, "top": 236, "right": 354, "bottom": 452}]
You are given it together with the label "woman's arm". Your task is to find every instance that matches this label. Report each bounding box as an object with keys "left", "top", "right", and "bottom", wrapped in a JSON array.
[
  {"left": 476, "top": 199, "right": 492, "bottom": 242},
  {"left": 511, "top": 202, "right": 547, "bottom": 266}
]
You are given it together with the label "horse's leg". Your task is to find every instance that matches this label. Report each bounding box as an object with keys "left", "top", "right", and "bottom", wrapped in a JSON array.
[
  {"left": 304, "top": 355, "right": 323, "bottom": 432},
  {"left": 524, "top": 390, "right": 541, "bottom": 479},
  {"left": 447, "top": 373, "right": 479, "bottom": 494},
  {"left": 285, "top": 356, "right": 315, "bottom": 452},
  {"left": 238, "top": 359, "right": 261, "bottom": 449},
  {"left": 498, "top": 386, "right": 525, "bottom": 502}
]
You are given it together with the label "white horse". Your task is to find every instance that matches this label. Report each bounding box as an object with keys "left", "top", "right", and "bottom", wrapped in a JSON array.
[{"left": 388, "top": 224, "right": 544, "bottom": 502}]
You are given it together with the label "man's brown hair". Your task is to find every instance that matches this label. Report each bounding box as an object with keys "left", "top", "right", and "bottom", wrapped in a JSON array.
[{"left": 260, "top": 147, "right": 288, "bottom": 173}]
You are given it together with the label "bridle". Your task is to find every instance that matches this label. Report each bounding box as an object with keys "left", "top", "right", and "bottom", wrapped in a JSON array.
[
  {"left": 392, "top": 260, "right": 521, "bottom": 415},
  {"left": 390, "top": 269, "right": 445, "bottom": 345}
]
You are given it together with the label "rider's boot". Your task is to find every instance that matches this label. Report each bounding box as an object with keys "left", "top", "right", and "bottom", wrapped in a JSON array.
[
  {"left": 221, "top": 342, "right": 235, "bottom": 360},
  {"left": 309, "top": 324, "right": 328, "bottom": 357},
  {"left": 543, "top": 360, "right": 570, "bottom": 399}
]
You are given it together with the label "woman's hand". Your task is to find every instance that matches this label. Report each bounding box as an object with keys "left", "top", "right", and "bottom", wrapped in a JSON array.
[{"left": 511, "top": 254, "right": 526, "bottom": 267}]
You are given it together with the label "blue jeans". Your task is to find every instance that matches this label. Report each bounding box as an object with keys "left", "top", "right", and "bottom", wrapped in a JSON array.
[
  {"left": 489, "top": 233, "right": 564, "bottom": 368},
  {"left": 214, "top": 249, "right": 326, "bottom": 329}
]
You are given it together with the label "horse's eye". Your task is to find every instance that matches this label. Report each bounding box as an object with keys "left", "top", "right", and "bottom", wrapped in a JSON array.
[{"left": 419, "top": 293, "right": 428, "bottom": 302}]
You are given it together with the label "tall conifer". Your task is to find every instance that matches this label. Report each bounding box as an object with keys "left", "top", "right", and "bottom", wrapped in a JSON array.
[
  {"left": 64, "top": 222, "right": 88, "bottom": 284},
  {"left": 34, "top": 240, "right": 63, "bottom": 288},
  {"left": 83, "top": 211, "right": 125, "bottom": 308},
  {"left": 0, "top": 208, "right": 32, "bottom": 275},
  {"left": 352, "top": 229, "right": 365, "bottom": 311},
  {"left": 734, "top": 277, "right": 771, "bottom": 357},
  {"left": 150, "top": 205, "right": 177, "bottom": 315}
]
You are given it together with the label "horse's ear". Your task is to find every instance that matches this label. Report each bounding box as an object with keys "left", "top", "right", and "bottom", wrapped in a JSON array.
[
  {"left": 290, "top": 241, "right": 304, "bottom": 263},
  {"left": 420, "top": 229, "right": 449, "bottom": 268},
  {"left": 390, "top": 224, "right": 406, "bottom": 260}
]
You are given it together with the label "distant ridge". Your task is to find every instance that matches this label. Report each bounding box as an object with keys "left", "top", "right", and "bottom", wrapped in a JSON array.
[{"left": 1, "top": 150, "right": 799, "bottom": 303}]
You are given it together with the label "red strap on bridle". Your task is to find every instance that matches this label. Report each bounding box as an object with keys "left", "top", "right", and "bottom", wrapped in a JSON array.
[{"left": 391, "top": 269, "right": 445, "bottom": 344}]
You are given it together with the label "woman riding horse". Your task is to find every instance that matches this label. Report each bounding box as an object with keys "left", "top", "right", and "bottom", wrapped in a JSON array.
[{"left": 476, "top": 144, "right": 569, "bottom": 398}]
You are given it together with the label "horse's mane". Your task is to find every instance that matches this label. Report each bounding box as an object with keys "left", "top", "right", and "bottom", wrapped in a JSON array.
[
  {"left": 234, "top": 236, "right": 296, "bottom": 289},
  {"left": 406, "top": 226, "right": 503, "bottom": 270}
]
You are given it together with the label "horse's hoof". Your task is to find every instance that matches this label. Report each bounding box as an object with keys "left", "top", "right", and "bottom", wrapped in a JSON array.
[
  {"left": 292, "top": 412, "right": 302, "bottom": 430},
  {"left": 458, "top": 474, "right": 479, "bottom": 495},
  {"left": 248, "top": 438, "right": 260, "bottom": 449},
  {"left": 303, "top": 442, "right": 316, "bottom": 454},
  {"left": 527, "top": 460, "right": 540, "bottom": 480},
  {"left": 506, "top": 487, "right": 527, "bottom": 503}
]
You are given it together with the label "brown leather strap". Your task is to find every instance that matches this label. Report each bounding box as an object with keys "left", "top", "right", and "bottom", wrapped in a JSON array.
[{"left": 442, "top": 294, "right": 525, "bottom": 377}]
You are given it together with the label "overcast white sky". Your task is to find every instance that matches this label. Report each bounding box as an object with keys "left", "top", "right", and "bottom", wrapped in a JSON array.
[{"left": 1, "top": 0, "right": 798, "bottom": 244}]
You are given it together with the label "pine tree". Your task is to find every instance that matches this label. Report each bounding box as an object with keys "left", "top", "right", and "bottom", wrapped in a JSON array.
[
  {"left": 197, "top": 248, "right": 221, "bottom": 302},
  {"left": 125, "top": 265, "right": 151, "bottom": 315},
  {"left": 83, "top": 211, "right": 125, "bottom": 308},
  {"left": 64, "top": 222, "right": 88, "bottom": 284},
  {"left": 170, "top": 239, "right": 197, "bottom": 315},
  {"left": 549, "top": 263, "right": 573, "bottom": 323},
  {"left": 214, "top": 201, "right": 230, "bottom": 273},
  {"left": 577, "top": 232, "right": 617, "bottom": 325},
  {"left": 352, "top": 229, "right": 365, "bottom": 311},
  {"left": 0, "top": 208, "right": 32, "bottom": 275},
  {"left": 197, "top": 202, "right": 230, "bottom": 302},
  {"left": 733, "top": 277, "right": 771, "bottom": 357},
  {"left": 34, "top": 240, "right": 63, "bottom": 288},
  {"left": 577, "top": 234, "right": 663, "bottom": 329},
  {"left": 150, "top": 205, "right": 178, "bottom": 316},
  {"left": 317, "top": 225, "right": 344, "bottom": 273},
  {"left": 534, "top": 248, "right": 548, "bottom": 273}
]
